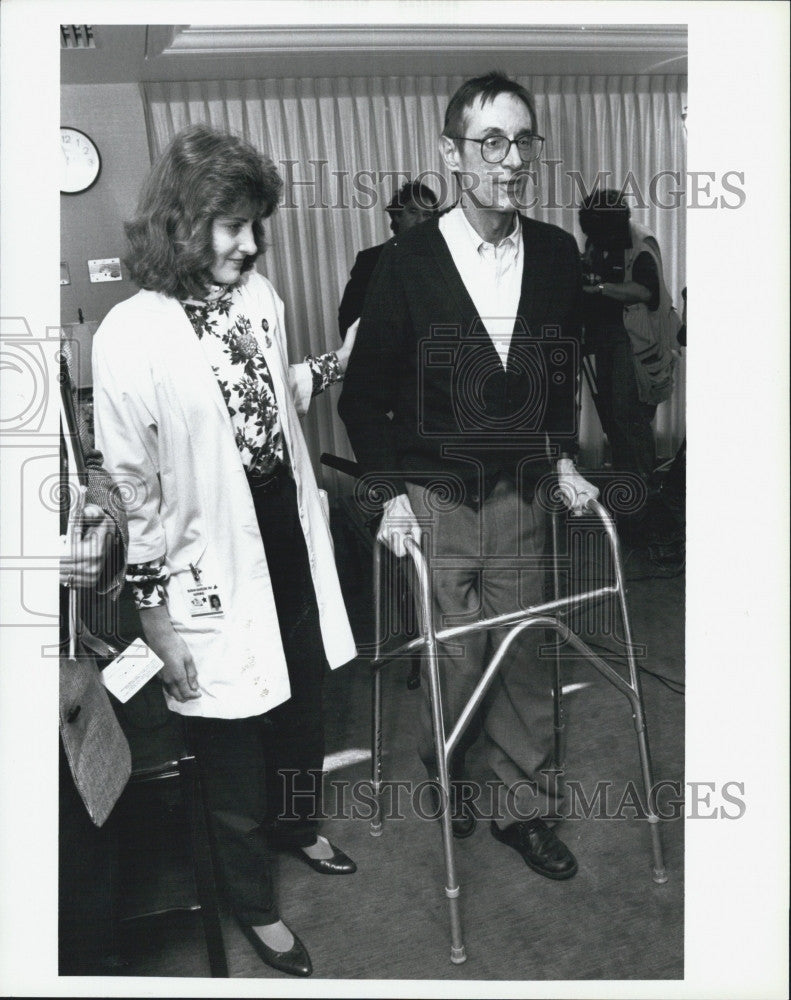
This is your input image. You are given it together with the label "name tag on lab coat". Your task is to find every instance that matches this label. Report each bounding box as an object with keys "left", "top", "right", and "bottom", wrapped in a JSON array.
[{"left": 186, "top": 583, "right": 225, "bottom": 618}]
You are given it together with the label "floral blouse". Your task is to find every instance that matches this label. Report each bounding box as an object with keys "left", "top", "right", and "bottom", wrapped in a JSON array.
[{"left": 128, "top": 282, "right": 342, "bottom": 609}]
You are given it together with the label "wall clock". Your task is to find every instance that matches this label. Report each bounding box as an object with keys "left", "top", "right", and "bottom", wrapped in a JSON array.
[{"left": 60, "top": 126, "right": 102, "bottom": 194}]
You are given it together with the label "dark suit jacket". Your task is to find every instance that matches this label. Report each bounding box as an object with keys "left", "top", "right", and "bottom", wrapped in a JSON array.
[
  {"left": 339, "top": 215, "right": 583, "bottom": 504},
  {"left": 337, "top": 242, "right": 386, "bottom": 337}
]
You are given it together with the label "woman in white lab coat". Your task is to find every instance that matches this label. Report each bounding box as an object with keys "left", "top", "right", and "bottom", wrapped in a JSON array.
[{"left": 93, "top": 124, "right": 358, "bottom": 978}]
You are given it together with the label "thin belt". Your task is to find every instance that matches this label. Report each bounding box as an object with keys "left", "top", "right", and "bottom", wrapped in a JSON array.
[{"left": 245, "top": 462, "right": 291, "bottom": 494}]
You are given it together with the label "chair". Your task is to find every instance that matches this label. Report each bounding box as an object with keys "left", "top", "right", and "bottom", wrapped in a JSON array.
[{"left": 114, "top": 681, "right": 228, "bottom": 978}]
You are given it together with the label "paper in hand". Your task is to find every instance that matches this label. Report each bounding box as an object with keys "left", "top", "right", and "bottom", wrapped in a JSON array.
[{"left": 101, "top": 638, "right": 164, "bottom": 703}]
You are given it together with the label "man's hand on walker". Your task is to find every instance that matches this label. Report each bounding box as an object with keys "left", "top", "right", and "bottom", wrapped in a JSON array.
[
  {"left": 377, "top": 493, "right": 422, "bottom": 558},
  {"left": 556, "top": 458, "right": 599, "bottom": 516}
]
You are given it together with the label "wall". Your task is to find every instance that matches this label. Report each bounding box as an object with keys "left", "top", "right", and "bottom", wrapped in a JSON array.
[{"left": 60, "top": 83, "right": 150, "bottom": 329}]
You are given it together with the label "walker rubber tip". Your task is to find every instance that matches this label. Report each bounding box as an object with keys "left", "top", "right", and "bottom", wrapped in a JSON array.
[
  {"left": 450, "top": 946, "right": 466, "bottom": 964},
  {"left": 652, "top": 866, "right": 668, "bottom": 884},
  {"left": 369, "top": 823, "right": 383, "bottom": 838}
]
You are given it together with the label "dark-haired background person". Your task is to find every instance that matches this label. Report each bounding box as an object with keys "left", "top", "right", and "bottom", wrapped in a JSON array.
[
  {"left": 337, "top": 180, "right": 438, "bottom": 338},
  {"left": 340, "top": 72, "right": 598, "bottom": 881},
  {"left": 92, "top": 124, "right": 358, "bottom": 977},
  {"left": 59, "top": 351, "right": 131, "bottom": 974},
  {"left": 578, "top": 189, "right": 662, "bottom": 487}
]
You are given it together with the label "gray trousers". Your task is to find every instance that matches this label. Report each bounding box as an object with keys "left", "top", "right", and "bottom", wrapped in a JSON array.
[{"left": 406, "top": 476, "right": 561, "bottom": 826}]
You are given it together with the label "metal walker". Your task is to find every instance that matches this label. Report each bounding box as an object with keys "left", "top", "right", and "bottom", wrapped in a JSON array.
[{"left": 368, "top": 497, "right": 669, "bottom": 965}]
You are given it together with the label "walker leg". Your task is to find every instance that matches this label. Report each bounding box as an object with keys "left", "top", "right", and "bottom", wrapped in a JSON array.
[
  {"left": 635, "top": 723, "right": 667, "bottom": 883},
  {"left": 617, "top": 614, "right": 667, "bottom": 882},
  {"left": 430, "top": 652, "right": 466, "bottom": 963},
  {"left": 371, "top": 543, "right": 385, "bottom": 837},
  {"left": 370, "top": 667, "right": 383, "bottom": 837},
  {"left": 435, "top": 725, "right": 466, "bottom": 963},
  {"left": 605, "top": 506, "right": 668, "bottom": 882},
  {"left": 551, "top": 511, "right": 565, "bottom": 769},
  {"left": 413, "top": 536, "right": 466, "bottom": 964}
]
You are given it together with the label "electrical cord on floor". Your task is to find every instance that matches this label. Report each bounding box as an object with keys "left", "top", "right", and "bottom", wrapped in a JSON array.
[
  {"left": 637, "top": 666, "right": 685, "bottom": 696},
  {"left": 619, "top": 546, "right": 685, "bottom": 581},
  {"left": 564, "top": 636, "right": 685, "bottom": 696}
]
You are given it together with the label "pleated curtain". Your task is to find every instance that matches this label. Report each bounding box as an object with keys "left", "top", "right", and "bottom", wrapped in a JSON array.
[{"left": 142, "top": 74, "right": 687, "bottom": 494}]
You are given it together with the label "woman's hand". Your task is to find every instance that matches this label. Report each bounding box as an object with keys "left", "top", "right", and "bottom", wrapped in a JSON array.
[
  {"left": 335, "top": 318, "right": 360, "bottom": 374},
  {"left": 60, "top": 504, "right": 115, "bottom": 589},
  {"left": 139, "top": 605, "right": 201, "bottom": 702}
]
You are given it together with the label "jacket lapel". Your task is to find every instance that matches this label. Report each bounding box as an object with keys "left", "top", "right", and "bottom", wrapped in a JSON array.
[
  {"left": 153, "top": 292, "right": 236, "bottom": 434},
  {"left": 514, "top": 217, "right": 550, "bottom": 339},
  {"left": 425, "top": 222, "right": 486, "bottom": 341}
]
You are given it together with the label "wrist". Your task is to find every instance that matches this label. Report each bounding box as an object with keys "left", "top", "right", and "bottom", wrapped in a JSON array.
[
  {"left": 597, "top": 283, "right": 606, "bottom": 295},
  {"left": 383, "top": 492, "right": 409, "bottom": 514},
  {"left": 139, "top": 604, "right": 174, "bottom": 634}
]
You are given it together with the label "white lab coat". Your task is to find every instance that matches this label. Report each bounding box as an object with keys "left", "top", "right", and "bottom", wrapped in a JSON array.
[{"left": 92, "top": 270, "right": 357, "bottom": 718}]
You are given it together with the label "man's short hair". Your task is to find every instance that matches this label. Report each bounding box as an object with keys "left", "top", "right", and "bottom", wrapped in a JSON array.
[
  {"left": 386, "top": 180, "right": 439, "bottom": 216},
  {"left": 443, "top": 71, "right": 537, "bottom": 139}
]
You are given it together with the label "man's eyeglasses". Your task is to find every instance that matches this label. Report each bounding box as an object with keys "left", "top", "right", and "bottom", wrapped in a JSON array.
[{"left": 451, "top": 133, "right": 545, "bottom": 164}]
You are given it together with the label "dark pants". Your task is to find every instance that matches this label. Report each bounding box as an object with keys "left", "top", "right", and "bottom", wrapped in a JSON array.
[
  {"left": 592, "top": 328, "right": 657, "bottom": 481},
  {"left": 185, "top": 471, "right": 328, "bottom": 925},
  {"left": 406, "top": 477, "right": 559, "bottom": 824}
]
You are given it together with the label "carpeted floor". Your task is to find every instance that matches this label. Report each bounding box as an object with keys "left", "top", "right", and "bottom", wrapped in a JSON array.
[{"left": 112, "top": 497, "right": 685, "bottom": 982}]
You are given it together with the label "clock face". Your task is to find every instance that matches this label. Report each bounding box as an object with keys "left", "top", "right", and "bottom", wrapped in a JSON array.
[{"left": 60, "top": 127, "right": 101, "bottom": 194}]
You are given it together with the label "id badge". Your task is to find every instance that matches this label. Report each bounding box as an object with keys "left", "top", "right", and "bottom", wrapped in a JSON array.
[{"left": 186, "top": 582, "right": 225, "bottom": 617}]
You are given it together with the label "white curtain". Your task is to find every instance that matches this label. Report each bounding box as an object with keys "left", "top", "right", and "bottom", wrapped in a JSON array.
[{"left": 142, "top": 74, "right": 687, "bottom": 494}]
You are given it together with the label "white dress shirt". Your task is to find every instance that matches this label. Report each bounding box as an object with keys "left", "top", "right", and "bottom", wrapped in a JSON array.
[{"left": 438, "top": 204, "right": 524, "bottom": 368}]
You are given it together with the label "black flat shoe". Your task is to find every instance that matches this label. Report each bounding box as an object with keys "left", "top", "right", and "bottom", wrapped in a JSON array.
[
  {"left": 238, "top": 921, "right": 312, "bottom": 977},
  {"left": 296, "top": 840, "right": 357, "bottom": 875},
  {"left": 490, "top": 818, "right": 578, "bottom": 880}
]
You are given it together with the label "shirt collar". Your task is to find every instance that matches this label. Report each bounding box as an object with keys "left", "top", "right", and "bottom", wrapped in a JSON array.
[
  {"left": 453, "top": 203, "right": 521, "bottom": 256},
  {"left": 180, "top": 283, "right": 235, "bottom": 309}
]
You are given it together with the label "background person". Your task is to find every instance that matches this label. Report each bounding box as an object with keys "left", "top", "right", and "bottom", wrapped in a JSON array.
[
  {"left": 337, "top": 179, "right": 438, "bottom": 338},
  {"left": 579, "top": 188, "right": 662, "bottom": 486},
  {"left": 93, "top": 124, "right": 358, "bottom": 978}
]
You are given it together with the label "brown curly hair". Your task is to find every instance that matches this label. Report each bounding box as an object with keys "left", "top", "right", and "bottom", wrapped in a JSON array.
[{"left": 124, "top": 124, "right": 283, "bottom": 300}]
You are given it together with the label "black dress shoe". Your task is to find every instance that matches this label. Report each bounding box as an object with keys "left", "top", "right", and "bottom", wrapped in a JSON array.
[
  {"left": 426, "top": 783, "right": 476, "bottom": 839},
  {"left": 295, "top": 840, "right": 357, "bottom": 874},
  {"left": 490, "top": 818, "right": 578, "bottom": 880},
  {"left": 238, "top": 921, "right": 313, "bottom": 977}
]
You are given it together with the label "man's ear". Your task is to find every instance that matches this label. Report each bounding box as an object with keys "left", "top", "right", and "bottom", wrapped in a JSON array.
[{"left": 439, "top": 134, "right": 460, "bottom": 172}]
